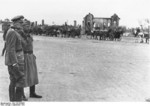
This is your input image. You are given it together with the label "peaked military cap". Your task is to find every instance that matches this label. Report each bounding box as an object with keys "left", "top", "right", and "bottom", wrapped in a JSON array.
[{"left": 11, "top": 15, "right": 24, "bottom": 22}]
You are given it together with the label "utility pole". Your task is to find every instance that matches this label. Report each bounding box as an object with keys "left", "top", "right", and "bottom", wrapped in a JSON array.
[{"left": 148, "top": 25, "right": 150, "bottom": 44}]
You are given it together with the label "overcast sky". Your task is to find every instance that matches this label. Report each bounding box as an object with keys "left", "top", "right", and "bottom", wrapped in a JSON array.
[{"left": 0, "top": 0, "right": 150, "bottom": 28}]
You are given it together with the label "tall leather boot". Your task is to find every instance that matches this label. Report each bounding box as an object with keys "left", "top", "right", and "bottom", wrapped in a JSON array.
[
  {"left": 9, "top": 80, "right": 16, "bottom": 101},
  {"left": 15, "top": 87, "right": 23, "bottom": 101},
  {"left": 30, "top": 85, "right": 42, "bottom": 98}
]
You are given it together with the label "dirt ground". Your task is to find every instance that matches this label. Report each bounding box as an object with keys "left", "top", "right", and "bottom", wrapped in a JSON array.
[{"left": 0, "top": 34, "right": 150, "bottom": 102}]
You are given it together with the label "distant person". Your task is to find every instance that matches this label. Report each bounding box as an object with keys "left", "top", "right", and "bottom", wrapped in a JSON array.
[
  {"left": 136, "top": 28, "right": 140, "bottom": 37},
  {"left": 5, "top": 15, "right": 25, "bottom": 101},
  {"left": 134, "top": 28, "right": 141, "bottom": 43},
  {"left": 22, "top": 19, "right": 42, "bottom": 99},
  {"left": 1, "top": 22, "right": 10, "bottom": 56}
]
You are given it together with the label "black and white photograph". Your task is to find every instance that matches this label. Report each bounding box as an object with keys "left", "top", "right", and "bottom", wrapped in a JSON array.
[{"left": 0, "top": 0, "right": 150, "bottom": 104}]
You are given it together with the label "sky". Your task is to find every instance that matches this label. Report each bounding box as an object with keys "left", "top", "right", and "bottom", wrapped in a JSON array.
[{"left": 0, "top": 0, "right": 150, "bottom": 28}]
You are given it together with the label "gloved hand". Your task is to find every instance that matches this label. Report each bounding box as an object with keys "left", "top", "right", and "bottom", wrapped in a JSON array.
[{"left": 12, "top": 63, "right": 24, "bottom": 81}]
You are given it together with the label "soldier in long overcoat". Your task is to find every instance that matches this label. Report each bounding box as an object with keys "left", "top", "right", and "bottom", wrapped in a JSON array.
[
  {"left": 5, "top": 15, "right": 25, "bottom": 101},
  {"left": 22, "top": 19, "right": 42, "bottom": 99}
]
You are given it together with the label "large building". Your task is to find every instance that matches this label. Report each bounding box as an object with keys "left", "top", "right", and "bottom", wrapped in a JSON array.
[{"left": 82, "top": 13, "right": 120, "bottom": 34}]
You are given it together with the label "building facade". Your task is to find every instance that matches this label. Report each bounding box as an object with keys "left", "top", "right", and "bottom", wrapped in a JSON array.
[{"left": 82, "top": 13, "right": 120, "bottom": 34}]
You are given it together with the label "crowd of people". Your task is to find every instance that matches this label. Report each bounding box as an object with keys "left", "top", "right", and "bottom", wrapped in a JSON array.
[{"left": 133, "top": 28, "right": 149, "bottom": 44}]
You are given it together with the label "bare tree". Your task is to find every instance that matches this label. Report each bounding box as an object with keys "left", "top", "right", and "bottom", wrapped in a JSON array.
[{"left": 138, "top": 19, "right": 150, "bottom": 33}]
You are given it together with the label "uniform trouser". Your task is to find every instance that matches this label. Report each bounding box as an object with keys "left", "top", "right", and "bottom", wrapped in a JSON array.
[{"left": 8, "top": 65, "right": 24, "bottom": 101}]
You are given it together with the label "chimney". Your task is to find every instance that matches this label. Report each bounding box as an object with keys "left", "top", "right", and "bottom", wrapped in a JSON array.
[
  {"left": 74, "top": 20, "right": 77, "bottom": 27},
  {"left": 35, "top": 21, "right": 37, "bottom": 26},
  {"left": 42, "top": 19, "right": 44, "bottom": 26}
]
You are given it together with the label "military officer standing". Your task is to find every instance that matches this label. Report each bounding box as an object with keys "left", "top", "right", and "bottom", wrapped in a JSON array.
[
  {"left": 22, "top": 19, "right": 42, "bottom": 99},
  {"left": 5, "top": 15, "right": 25, "bottom": 101}
]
